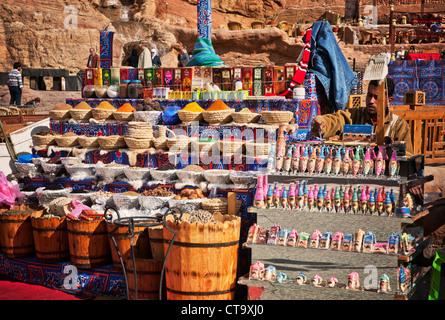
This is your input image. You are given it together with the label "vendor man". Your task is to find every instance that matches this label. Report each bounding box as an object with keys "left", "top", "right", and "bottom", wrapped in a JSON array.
[{"left": 310, "top": 78, "right": 413, "bottom": 155}]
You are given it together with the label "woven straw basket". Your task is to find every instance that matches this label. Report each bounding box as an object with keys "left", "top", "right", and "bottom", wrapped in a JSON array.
[
  {"left": 201, "top": 199, "right": 242, "bottom": 214},
  {"left": 54, "top": 135, "right": 79, "bottom": 147},
  {"left": 245, "top": 141, "right": 271, "bottom": 156},
  {"left": 69, "top": 109, "right": 92, "bottom": 122},
  {"left": 49, "top": 109, "right": 71, "bottom": 121},
  {"left": 166, "top": 136, "right": 190, "bottom": 152},
  {"left": 113, "top": 112, "right": 134, "bottom": 122},
  {"left": 177, "top": 110, "right": 203, "bottom": 124},
  {"left": 78, "top": 136, "right": 99, "bottom": 148},
  {"left": 190, "top": 140, "right": 220, "bottom": 155},
  {"left": 154, "top": 127, "right": 176, "bottom": 150},
  {"left": 231, "top": 112, "right": 260, "bottom": 124},
  {"left": 260, "top": 111, "right": 294, "bottom": 125},
  {"left": 124, "top": 137, "right": 153, "bottom": 150},
  {"left": 98, "top": 135, "right": 126, "bottom": 150},
  {"left": 91, "top": 108, "right": 115, "bottom": 121},
  {"left": 125, "top": 122, "right": 153, "bottom": 139},
  {"left": 32, "top": 134, "right": 57, "bottom": 146},
  {"left": 202, "top": 109, "right": 234, "bottom": 125},
  {"left": 219, "top": 140, "right": 245, "bottom": 155}
]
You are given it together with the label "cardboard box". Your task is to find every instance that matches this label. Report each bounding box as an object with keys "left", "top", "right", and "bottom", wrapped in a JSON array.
[
  {"left": 252, "top": 66, "right": 263, "bottom": 96},
  {"left": 181, "top": 67, "right": 193, "bottom": 92},
  {"left": 154, "top": 68, "right": 163, "bottom": 87},
  {"left": 242, "top": 67, "right": 253, "bottom": 95},
  {"left": 273, "top": 66, "right": 286, "bottom": 95},
  {"left": 263, "top": 66, "right": 275, "bottom": 95}
]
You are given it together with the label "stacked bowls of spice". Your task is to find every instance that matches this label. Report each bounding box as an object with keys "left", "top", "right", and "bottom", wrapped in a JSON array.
[
  {"left": 202, "top": 100, "right": 234, "bottom": 125},
  {"left": 113, "top": 103, "right": 135, "bottom": 122},
  {"left": 91, "top": 101, "right": 116, "bottom": 122},
  {"left": 69, "top": 102, "right": 92, "bottom": 122},
  {"left": 177, "top": 101, "right": 204, "bottom": 125}
]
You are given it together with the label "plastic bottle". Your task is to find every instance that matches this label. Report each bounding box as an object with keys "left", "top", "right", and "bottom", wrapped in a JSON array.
[{"left": 424, "top": 192, "right": 443, "bottom": 203}]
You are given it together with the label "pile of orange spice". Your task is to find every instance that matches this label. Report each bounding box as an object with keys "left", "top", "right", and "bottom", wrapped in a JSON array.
[
  {"left": 206, "top": 99, "right": 231, "bottom": 111},
  {"left": 116, "top": 103, "right": 135, "bottom": 113}
]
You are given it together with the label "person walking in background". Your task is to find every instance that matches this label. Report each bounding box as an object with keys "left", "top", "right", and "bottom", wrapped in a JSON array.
[
  {"left": 138, "top": 42, "right": 152, "bottom": 68},
  {"left": 127, "top": 48, "right": 139, "bottom": 68},
  {"left": 87, "top": 47, "right": 100, "bottom": 68},
  {"left": 178, "top": 47, "right": 190, "bottom": 67},
  {"left": 151, "top": 48, "right": 162, "bottom": 67},
  {"left": 7, "top": 62, "right": 23, "bottom": 106}
]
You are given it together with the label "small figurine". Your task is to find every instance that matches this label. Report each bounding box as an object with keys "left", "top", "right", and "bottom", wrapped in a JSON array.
[
  {"left": 324, "top": 146, "right": 333, "bottom": 175},
  {"left": 287, "top": 229, "right": 299, "bottom": 247},
  {"left": 249, "top": 261, "right": 265, "bottom": 280},
  {"left": 292, "top": 144, "right": 301, "bottom": 174},
  {"left": 316, "top": 146, "right": 325, "bottom": 175},
  {"left": 351, "top": 188, "right": 359, "bottom": 214},
  {"left": 319, "top": 230, "right": 332, "bottom": 249},
  {"left": 360, "top": 188, "right": 368, "bottom": 214},
  {"left": 342, "top": 147, "right": 352, "bottom": 176},
  {"left": 376, "top": 190, "right": 384, "bottom": 215},
  {"left": 299, "top": 145, "right": 309, "bottom": 173},
  {"left": 387, "top": 232, "right": 400, "bottom": 255},
  {"left": 253, "top": 186, "right": 265, "bottom": 208},
  {"left": 266, "top": 184, "right": 274, "bottom": 208},
  {"left": 378, "top": 274, "right": 391, "bottom": 293},
  {"left": 264, "top": 265, "right": 277, "bottom": 281},
  {"left": 354, "top": 229, "right": 365, "bottom": 252},
  {"left": 256, "top": 228, "right": 268, "bottom": 244},
  {"left": 368, "top": 191, "right": 376, "bottom": 215},
  {"left": 297, "top": 182, "right": 305, "bottom": 209},
  {"left": 327, "top": 276, "right": 338, "bottom": 288},
  {"left": 384, "top": 191, "right": 393, "bottom": 216},
  {"left": 273, "top": 184, "right": 281, "bottom": 208},
  {"left": 342, "top": 233, "right": 354, "bottom": 252},
  {"left": 331, "top": 232, "right": 344, "bottom": 251},
  {"left": 266, "top": 143, "right": 276, "bottom": 173},
  {"left": 280, "top": 185, "right": 288, "bottom": 209},
  {"left": 288, "top": 183, "right": 296, "bottom": 211},
  {"left": 317, "top": 187, "right": 325, "bottom": 211},
  {"left": 325, "top": 190, "right": 333, "bottom": 212},
  {"left": 267, "top": 224, "right": 280, "bottom": 245},
  {"left": 309, "top": 229, "right": 322, "bottom": 248},
  {"left": 374, "top": 146, "right": 386, "bottom": 177},
  {"left": 297, "top": 232, "right": 310, "bottom": 248},
  {"left": 333, "top": 147, "right": 342, "bottom": 175},
  {"left": 334, "top": 187, "right": 342, "bottom": 213},
  {"left": 277, "top": 228, "right": 290, "bottom": 246},
  {"left": 307, "top": 145, "right": 317, "bottom": 175},
  {"left": 247, "top": 224, "right": 259, "bottom": 243},
  {"left": 351, "top": 147, "right": 362, "bottom": 176},
  {"left": 295, "top": 272, "right": 307, "bottom": 285},
  {"left": 307, "top": 186, "right": 315, "bottom": 211},
  {"left": 303, "top": 181, "right": 309, "bottom": 208},
  {"left": 398, "top": 266, "right": 408, "bottom": 293},
  {"left": 347, "top": 272, "right": 360, "bottom": 290},
  {"left": 362, "top": 147, "right": 374, "bottom": 176},
  {"left": 362, "top": 231, "right": 376, "bottom": 253},
  {"left": 283, "top": 145, "right": 293, "bottom": 173},
  {"left": 388, "top": 149, "right": 399, "bottom": 178},
  {"left": 343, "top": 189, "right": 351, "bottom": 213},
  {"left": 275, "top": 271, "right": 287, "bottom": 283},
  {"left": 311, "top": 274, "right": 323, "bottom": 287}
]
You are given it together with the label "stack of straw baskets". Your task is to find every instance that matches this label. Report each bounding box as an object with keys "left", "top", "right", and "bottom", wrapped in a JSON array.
[
  {"left": 124, "top": 122, "right": 154, "bottom": 150},
  {"left": 201, "top": 198, "right": 242, "bottom": 215}
]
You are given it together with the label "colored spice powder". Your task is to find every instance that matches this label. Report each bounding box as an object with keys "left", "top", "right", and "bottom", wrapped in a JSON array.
[
  {"left": 53, "top": 104, "right": 73, "bottom": 110},
  {"left": 74, "top": 101, "right": 92, "bottom": 110},
  {"left": 96, "top": 101, "right": 116, "bottom": 110},
  {"left": 239, "top": 107, "right": 252, "bottom": 113},
  {"left": 116, "top": 103, "right": 135, "bottom": 113},
  {"left": 206, "top": 99, "right": 230, "bottom": 111},
  {"left": 182, "top": 102, "right": 204, "bottom": 113}
]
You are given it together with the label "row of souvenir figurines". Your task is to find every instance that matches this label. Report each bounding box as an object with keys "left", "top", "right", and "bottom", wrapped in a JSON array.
[
  {"left": 247, "top": 224, "right": 415, "bottom": 256},
  {"left": 253, "top": 181, "right": 413, "bottom": 218},
  {"left": 270, "top": 144, "right": 400, "bottom": 179},
  {"left": 249, "top": 261, "right": 410, "bottom": 295}
]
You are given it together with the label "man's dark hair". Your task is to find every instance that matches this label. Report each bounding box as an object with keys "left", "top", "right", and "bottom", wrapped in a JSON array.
[
  {"left": 369, "top": 78, "right": 395, "bottom": 98},
  {"left": 13, "top": 62, "right": 21, "bottom": 69}
]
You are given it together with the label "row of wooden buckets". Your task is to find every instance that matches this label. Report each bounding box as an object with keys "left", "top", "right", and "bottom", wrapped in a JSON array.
[{"left": 0, "top": 205, "right": 241, "bottom": 300}]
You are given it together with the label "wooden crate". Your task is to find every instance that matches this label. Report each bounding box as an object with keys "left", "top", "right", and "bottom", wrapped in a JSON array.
[{"left": 404, "top": 91, "right": 425, "bottom": 106}]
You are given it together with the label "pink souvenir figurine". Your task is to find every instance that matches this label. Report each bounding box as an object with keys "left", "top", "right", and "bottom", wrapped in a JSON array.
[
  {"left": 325, "top": 190, "right": 332, "bottom": 212},
  {"left": 360, "top": 188, "right": 368, "bottom": 214},
  {"left": 307, "top": 146, "right": 317, "bottom": 175},
  {"left": 254, "top": 186, "right": 265, "bottom": 208},
  {"left": 311, "top": 274, "right": 323, "bottom": 287},
  {"left": 287, "top": 229, "right": 299, "bottom": 247},
  {"left": 388, "top": 149, "right": 399, "bottom": 178},
  {"left": 351, "top": 147, "right": 362, "bottom": 176},
  {"left": 343, "top": 188, "right": 351, "bottom": 213},
  {"left": 263, "top": 175, "right": 268, "bottom": 201},
  {"left": 307, "top": 186, "right": 315, "bottom": 211},
  {"left": 374, "top": 146, "right": 386, "bottom": 177},
  {"left": 327, "top": 276, "right": 338, "bottom": 288},
  {"left": 249, "top": 261, "right": 265, "bottom": 280},
  {"left": 299, "top": 145, "right": 309, "bottom": 173},
  {"left": 273, "top": 184, "right": 281, "bottom": 208},
  {"left": 333, "top": 147, "right": 342, "bottom": 176},
  {"left": 342, "top": 147, "right": 352, "bottom": 176},
  {"left": 331, "top": 232, "right": 344, "bottom": 251},
  {"left": 316, "top": 146, "right": 325, "bottom": 175},
  {"left": 347, "top": 272, "right": 360, "bottom": 290},
  {"left": 309, "top": 229, "right": 322, "bottom": 248},
  {"left": 362, "top": 147, "right": 374, "bottom": 176},
  {"left": 292, "top": 144, "right": 301, "bottom": 174}
]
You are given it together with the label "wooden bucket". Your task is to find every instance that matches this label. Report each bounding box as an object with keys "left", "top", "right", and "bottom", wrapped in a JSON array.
[
  {"left": 0, "top": 208, "right": 35, "bottom": 258},
  {"left": 125, "top": 258, "right": 165, "bottom": 300},
  {"left": 67, "top": 219, "right": 111, "bottom": 269},
  {"left": 106, "top": 223, "right": 151, "bottom": 269},
  {"left": 148, "top": 225, "right": 164, "bottom": 261},
  {"left": 31, "top": 210, "right": 69, "bottom": 263},
  {"left": 163, "top": 214, "right": 240, "bottom": 300}
]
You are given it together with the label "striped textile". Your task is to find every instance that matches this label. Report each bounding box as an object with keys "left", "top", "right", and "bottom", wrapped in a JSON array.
[
  {"left": 7, "top": 69, "right": 23, "bottom": 89},
  {"left": 280, "top": 27, "right": 312, "bottom": 96},
  {"left": 186, "top": 37, "right": 226, "bottom": 67}
]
